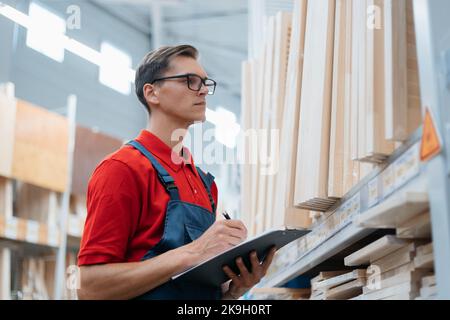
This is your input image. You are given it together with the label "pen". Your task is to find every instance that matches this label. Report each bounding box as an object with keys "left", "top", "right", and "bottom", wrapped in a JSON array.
[{"left": 222, "top": 211, "right": 231, "bottom": 220}]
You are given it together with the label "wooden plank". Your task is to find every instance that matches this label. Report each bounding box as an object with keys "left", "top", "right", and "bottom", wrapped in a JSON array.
[
  {"left": 294, "top": 0, "right": 335, "bottom": 205},
  {"left": 342, "top": 0, "right": 357, "bottom": 194},
  {"left": 328, "top": 0, "right": 348, "bottom": 198},
  {"left": 350, "top": 0, "right": 360, "bottom": 162},
  {"left": 12, "top": 100, "right": 69, "bottom": 192},
  {"left": 311, "top": 270, "right": 348, "bottom": 284},
  {"left": 355, "top": 192, "right": 429, "bottom": 228},
  {"left": 365, "top": 0, "right": 395, "bottom": 159},
  {"left": 344, "top": 235, "right": 411, "bottom": 267},
  {"left": 240, "top": 61, "right": 253, "bottom": 230},
  {"left": 273, "top": 0, "right": 310, "bottom": 228},
  {"left": 0, "top": 92, "right": 16, "bottom": 178},
  {"left": 72, "top": 125, "right": 123, "bottom": 196},
  {"left": 364, "top": 269, "right": 430, "bottom": 294},
  {"left": 384, "top": 0, "right": 408, "bottom": 141},
  {"left": 265, "top": 11, "right": 292, "bottom": 230},
  {"left": 405, "top": 0, "right": 422, "bottom": 136},
  {"left": 325, "top": 278, "right": 366, "bottom": 300},
  {"left": 313, "top": 269, "right": 366, "bottom": 291},
  {"left": 371, "top": 242, "right": 417, "bottom": 273},
  {"left": 367, "top": 262, "right": 415, "bottom": 283},
  {"left": 396, "top": 211, "right": 431, "bottom": 239},
  {"left": 357, "top": 0, "right": 367, "bottom": 161},
  {"left": 416, "top": 242, "right": 433, "bottom": 257},
  {"left": 414, "top": 253, "right": 434, "bottom": 269},
  {"left": 255, "top": 16, "right": 275, "bottom": 234}
]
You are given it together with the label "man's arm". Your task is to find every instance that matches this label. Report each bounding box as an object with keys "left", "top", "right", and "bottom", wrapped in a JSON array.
[
  {"left": 78, "top": 242, "right": 198, "bottom": 300},
  {"left": 78, "top": 219, "right": 248, "bottom": 300}
]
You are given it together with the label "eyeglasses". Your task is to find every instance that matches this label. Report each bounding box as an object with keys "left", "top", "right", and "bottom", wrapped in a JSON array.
[{"left": 150, "top": 73, "right": 217, "bottom": 95}]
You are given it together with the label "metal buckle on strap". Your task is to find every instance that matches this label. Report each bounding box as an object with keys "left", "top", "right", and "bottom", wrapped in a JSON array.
[{"left": 166, "top": 182, "right": 177, "bottom": 191}]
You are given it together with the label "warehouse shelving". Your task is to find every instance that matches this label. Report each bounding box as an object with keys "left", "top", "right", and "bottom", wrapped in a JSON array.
[
  {"left": 256, "top": 0, "right": 450, "bottom": 299},
  {"left": 259, "top": 128, "right": 423, "bottom": 286},
  {"left": 0, "top": 84, "right": 79, "bottom": 299}
]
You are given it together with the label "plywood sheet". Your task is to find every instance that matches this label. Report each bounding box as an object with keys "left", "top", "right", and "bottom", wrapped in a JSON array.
[
  {"left": 12, "top": 100, "right": 69, "bottom": 192},
  {"left": 72, "top": 125, "right": 123, "bottom": 196},
  {"left": 294, "top": 0, "right": 335, "bottom": 205},
  {"left": 384, "top": 0, "right": 408, "bottom": 141},
  {"left": 273, "top": 0, "right": 310, "bottom": 228},
  {"left": 265, "top": 11, "right": 292, "bottom": 230},
  {"left": 328, "top": 0, "right": 348, "bottom": 198},
  {"left": 365, "top": 0, "right": 395, "bottom": 158}
]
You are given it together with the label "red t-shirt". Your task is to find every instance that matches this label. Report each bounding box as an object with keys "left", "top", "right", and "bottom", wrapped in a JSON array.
[{"left": 78, "top": 130, "right": 218, "bottom": 266}]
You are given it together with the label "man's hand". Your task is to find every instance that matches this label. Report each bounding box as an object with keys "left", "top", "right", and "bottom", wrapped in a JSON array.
[
  {"left": 222, "top": 247, "right": 277, "bottom": 299},
  {"left": 186, "top": 219, "right": 247, "bottom": 262}
]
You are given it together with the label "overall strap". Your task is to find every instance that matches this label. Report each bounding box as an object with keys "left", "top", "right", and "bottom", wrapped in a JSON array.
[
  {"left": 196, "top": 166, "right": 216, "bottom": 214},
  {"left": 126, "top": 140, "right": 180, "bottom": 200}
]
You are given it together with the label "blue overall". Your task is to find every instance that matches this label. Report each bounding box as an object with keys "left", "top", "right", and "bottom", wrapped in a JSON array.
[{"left": 126, "top": 140, "right": 222, "bottom": 300}]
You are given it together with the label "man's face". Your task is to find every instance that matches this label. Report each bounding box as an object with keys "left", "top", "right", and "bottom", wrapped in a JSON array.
[{"left": 152, "top": 56, "right": 210, "bottom": 125}]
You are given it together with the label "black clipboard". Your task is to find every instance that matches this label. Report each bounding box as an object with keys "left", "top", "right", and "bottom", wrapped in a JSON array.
[{"left": 171, "top": 228, "right": 310, "bottom": 287}]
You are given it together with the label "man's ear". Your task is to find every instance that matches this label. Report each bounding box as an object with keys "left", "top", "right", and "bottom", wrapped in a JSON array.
[{"left": 143, "top": 83, "right": 159, "bottom": 106}]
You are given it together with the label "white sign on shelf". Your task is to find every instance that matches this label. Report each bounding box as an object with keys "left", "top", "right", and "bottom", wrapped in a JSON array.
[
  {"left": 368, "top": 178, "right": 379, "bottom": 208},
  {"left": 394, "top": 143, "right": 420, "bottom": 189},
  {"left": 382, "top": 165, "right": 395, "bottom": 198},
  {"left": 5, "top": 217, "right": 18, "bottom": 239},
  {"left": 26, "top": 220, "right": 40, "bottom": 243}
]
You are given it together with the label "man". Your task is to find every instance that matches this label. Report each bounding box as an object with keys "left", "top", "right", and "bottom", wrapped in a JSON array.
[{"left": 77, "top": 45, "right": 276, "bottom": 300}]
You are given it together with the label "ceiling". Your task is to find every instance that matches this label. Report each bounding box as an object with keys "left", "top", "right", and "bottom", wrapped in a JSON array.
[{"left": 90, "top": 0, "right": 249, "bottom": 118}]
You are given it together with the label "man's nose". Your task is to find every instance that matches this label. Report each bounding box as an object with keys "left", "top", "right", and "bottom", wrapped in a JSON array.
[{"left": 198, "top": 83, "right": 209, "bottom": 96}]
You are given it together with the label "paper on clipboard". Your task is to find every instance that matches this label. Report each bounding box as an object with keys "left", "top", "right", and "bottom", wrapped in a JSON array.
[{"left": 171, "top": 227, "right": 310, "bottom": 287}]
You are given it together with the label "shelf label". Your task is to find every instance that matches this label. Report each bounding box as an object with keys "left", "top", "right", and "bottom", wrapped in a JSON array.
[
  {"left": 5, "top": 217, "right": 18, "bottom": 239},
  {"left": 368, "top": 178, "right": 379, "bottom": 208},
  {"left": 25, "top": 220, "right": 40, "bottom": 243},
  {"left": 394, "top": 143, "right": 420, "bottom": 189},
  {"left": 382, "top": 165, "right": 395, "bottom": 198},
  {"left": 340, "top": 192, "right": 361, "bottom": 226}
]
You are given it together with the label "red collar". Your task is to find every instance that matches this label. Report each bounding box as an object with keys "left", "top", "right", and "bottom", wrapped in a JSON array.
[{"left": 135, "top": 130, "right": 198, "bottom": 177}]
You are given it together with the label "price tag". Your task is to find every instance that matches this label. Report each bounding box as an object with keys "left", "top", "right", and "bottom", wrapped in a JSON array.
[
  {"left": 382, "top": 165, "right": 395, "bottom": 198},
  {"left": 394, "top": 143, "right": 420, "bottom": 189},
  {"left": 368, "top": 178, "right": 379, "bottom": 208},
  {"left": 5, "top": 217, "right": 18, "bottom": 239},
  {"left": 26, "top": 220, "right": 40, "bottom": 243}
]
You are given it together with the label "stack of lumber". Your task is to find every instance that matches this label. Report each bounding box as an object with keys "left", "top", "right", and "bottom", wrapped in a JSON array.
[
  {"left": 241, "top": 1, "right": 311, "bottom": 236},
  {"left": 310, "top": 270, "right": 366, "bottom": 300},
  {"left": 345, "top": 236, "right": 434, "bottom": 300},
  {"left": 241, "top": 0, "right": 423, "bottom": 235}
]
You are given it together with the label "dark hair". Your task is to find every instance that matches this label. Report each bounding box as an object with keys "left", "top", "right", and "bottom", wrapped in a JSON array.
[{"left": 135, "top": 45, "right": 199, "bottom": 113}]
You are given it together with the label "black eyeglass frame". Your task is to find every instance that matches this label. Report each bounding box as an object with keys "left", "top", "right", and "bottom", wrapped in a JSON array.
[{"left": 150, "top": 73, "right": 217, "bottom": 95}]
